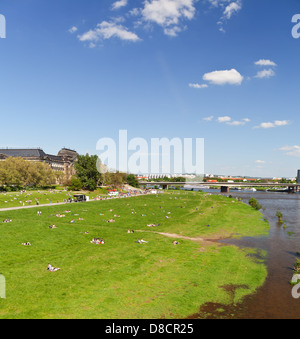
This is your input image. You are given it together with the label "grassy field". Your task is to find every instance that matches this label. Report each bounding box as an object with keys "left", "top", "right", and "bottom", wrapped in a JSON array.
[
  {"left": 0, "top": 191, "right": 269, "bottom": 319},
  {"left": 0, "top": 188, "right": 109, "bottom": 208}
]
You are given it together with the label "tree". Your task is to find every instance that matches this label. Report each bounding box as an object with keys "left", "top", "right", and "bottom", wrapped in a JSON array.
[
  {"left": 74, "top": 154, "right": 101, "bottom": 191},
  {"left": 105, "top": 171, "right": 126, "bottom": 188},
  {"left": 69, "top": 177, "right": 83, "bottom": 191},
  {"left": 0, "top": 157, "right": 56, "bottom": 188},
  {"left": 127, "top": 174, "right": 139, "bottom": 188}
]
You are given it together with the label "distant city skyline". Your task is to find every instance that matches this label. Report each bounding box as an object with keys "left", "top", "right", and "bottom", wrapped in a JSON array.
[{"left": 0, "top": 1, "right": 300, "bottom": 178}]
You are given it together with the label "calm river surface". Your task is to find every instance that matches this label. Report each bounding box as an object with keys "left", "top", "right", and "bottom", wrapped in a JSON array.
[{"left": 199, "top": 189, "right": 300, "bottom": 319}]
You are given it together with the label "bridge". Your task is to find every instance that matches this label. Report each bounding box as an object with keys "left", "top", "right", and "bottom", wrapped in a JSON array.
[{"left": 139, "top": 182, "right": 300, "bottom": 193}]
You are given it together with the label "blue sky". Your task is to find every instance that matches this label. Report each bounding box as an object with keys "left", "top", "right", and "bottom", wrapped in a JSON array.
[{"left": 0, "top": 0, "right": 300, "bottom": 178}]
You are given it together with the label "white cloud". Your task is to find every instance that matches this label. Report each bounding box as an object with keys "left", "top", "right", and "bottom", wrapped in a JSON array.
[
  {"left": 112, "top": 0, "right": 128, "bottom": 10},
  {"left": 254, "top": 120, "right": 289, "bottom": 129},
  {"left": 255, "top": 59, "right": 277, "bottom": 67},
  {"left": 69, "top": 26, "right": 78, "bottom": 34},
  {"left": 279, "top": 146, "right": 300, "bottom": 157},
  {"left": 203, "top": 115, "right": 214, "bottom": 121},
  {"left": 217, "top": 116, "right": 231, "bottom": 123},
  {"left": 78, "top": 21, "right": 141, "bottom": 43},
  {"left": 210, "top": 0, "right": 242, "bottom": 32},
  {"left": 255, "top": 160, "right": 266, "bottom": 164},
  {"left": 189, "top": 83, "right": 208, "bottom": 89},
  {"left": 203, "top": 69, "right": 244, "bottom": 85},
  {"left": 141, "top": 0, "right": 196, "bottom": 36},
  {"left": 224, "top": 117, "right": 250, "bottom": 126},
  {"left": 274, "top": 120, "right": 289, "bottom": 126},
  {"left": 223, "top": 1, "right": 242, "bottom": 20},
  {"left": 227, "top": 119, "right": 249, "bottom": 126},
  {"left": 255, "top": 69, "right": 275, "bottom": 79}
]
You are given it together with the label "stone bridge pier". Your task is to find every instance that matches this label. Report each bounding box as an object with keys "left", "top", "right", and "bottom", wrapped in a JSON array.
[
  {"left": 220, "top": 186, "right": 230, "bottom": 193},
  {"left": 288, "top": 186, "right": 300, "bottom": 193}
]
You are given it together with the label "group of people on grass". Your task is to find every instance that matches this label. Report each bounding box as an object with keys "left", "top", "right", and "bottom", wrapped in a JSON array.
[
  {"left": 90, "top": 238, "right": 105, "bottom": 245},
  {"left": 19, "top": 194, "right": 183, "bottom": 273}
]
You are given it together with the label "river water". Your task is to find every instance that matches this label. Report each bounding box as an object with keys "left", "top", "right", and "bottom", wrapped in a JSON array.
[{"left": 195, "top": 189, "right": 300, "bottom": 319}]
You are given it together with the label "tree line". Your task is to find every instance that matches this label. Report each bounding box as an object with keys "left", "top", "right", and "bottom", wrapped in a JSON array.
[
  {"left": 0, "top": 154, "right": 140, "bottom": 192},
  {"left": 0, "top": 157, "right": 59, "bottom": 189},
  {"left": 70, "top": 154, "right": 140, "bottom": 191}
]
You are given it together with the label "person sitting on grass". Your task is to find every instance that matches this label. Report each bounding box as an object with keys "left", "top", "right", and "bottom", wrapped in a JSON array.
[
  {"left": 47, "top": 264, "right": 60, "bottom": 272},
  {"left": 173, "top": 241, "right": 180, "bottom": 245},
  {"left": 49, "top": 225, "right": 57, "bottom": 229}
]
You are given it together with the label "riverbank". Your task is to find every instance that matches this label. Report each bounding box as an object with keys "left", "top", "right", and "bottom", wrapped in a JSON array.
[
  {"left": 0, "top": 191, "right": 269, "bottom": 319},
  {"left": 194, "top": 189, "right": 300, "bottom": 319}
]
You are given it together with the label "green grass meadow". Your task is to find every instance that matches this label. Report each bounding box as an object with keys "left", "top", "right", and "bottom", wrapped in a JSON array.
[
  {"left": 0, "top": 191, "right": 269, "bottom": 319},
  {"left": 0, "top": 188, "right": 109, "bottom": 208}
]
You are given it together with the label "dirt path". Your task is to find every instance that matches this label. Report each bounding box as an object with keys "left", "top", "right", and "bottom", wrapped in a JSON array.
[
  {"left": 155, "top": 232, "right": 205, "bottom": 242},
  {"left": 0, "top": 193, "right": 157, "bottom": 212}
]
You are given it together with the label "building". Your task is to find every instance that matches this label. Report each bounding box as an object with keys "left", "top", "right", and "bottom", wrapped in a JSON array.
[{"left": 0, "top": 148, "right": 78, "bottom": 182}]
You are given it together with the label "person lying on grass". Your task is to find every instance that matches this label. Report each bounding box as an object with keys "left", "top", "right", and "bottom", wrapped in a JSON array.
[
  {"left": 22, "top": 242, "right": 31, "bottom": 246},
  {"left": 127, "top": 230, "right": 135, "bottom": 233},
  {"left": 107, "top": 219, "right": 115, "bottom": 223},
  {"left": 90, "top": 238, "right": 105, "bottom": 245},
  {"left": 135, "top": 239, "right": 148, "bottom": 244},
  {"left": 173, "top": 241, "right": 180, "bottom": 245},
  {"left": 49, "top": 225, "right": 57, "bottom": 229},
  {"left": 47, "top": 264, "right": 60, "bottom": 272},
  {"left": 147, "top": 223, "right": 160, "bottom": 227}
]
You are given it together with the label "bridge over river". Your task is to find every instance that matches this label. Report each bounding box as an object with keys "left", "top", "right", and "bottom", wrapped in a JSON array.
[{"left": 139, "top": 182, "right": 300, "bottom": 193}]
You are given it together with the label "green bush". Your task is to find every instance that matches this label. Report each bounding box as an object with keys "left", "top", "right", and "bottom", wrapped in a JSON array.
[
  {"left": 249, "top": 197, "right": 262, "bottom": 211},
  {"left": 69, "top": 177, "right": 83, "bottom": 191}
]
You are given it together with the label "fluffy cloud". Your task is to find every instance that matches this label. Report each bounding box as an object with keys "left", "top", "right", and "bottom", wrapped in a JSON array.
[
  {"left": 255, "top": 160, "right": 266, "bottom": 164},
  {"left": 217, "top": 117, "right": 250, "bottom": 126},
  {"left": 209, "top": 0, "right": 242, "bottom": 32},
  {"left": 73, "top": 0, "right": 244, "bottom": 46},
  {"left": 203, "top": 69, "right": 244, "bottom": 85},
  {"left": 223, "top": 1, "right": 242, "bottom": 20},
  {"left": 112, "top": 0, "right": 128, "bottom": 10},
  {"left": 227, "top": 118, "right": 250, "bottom": 126},
  {"left": 203, "top": 116, "right": 214, "bottom": 121},
  {"left": 255, "top": 59, "right": 277, "bottom": 67},
  {"left": 217, "top": 116, "right": 231, "bottom": 123},
  {"left": 78, "top": 21, "right": 141, "bottom": 43},
  {"left": 279, "top": 146, "right": 300, "bottom": 157},
  {"left": 255, "top": 69, "right": 275, "bottom": 79},
  {"left": 141, "top": 0, "right": 196, "bottom": 36},
  {"left": 68, "top": 26, "right": 78, "bottom": 34},
  {"left": 255, "top": 120, "right": 289, "bottom": 129}
]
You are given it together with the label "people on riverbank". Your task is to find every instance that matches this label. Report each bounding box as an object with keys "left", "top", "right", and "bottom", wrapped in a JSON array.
[{"left": 47, "top": 264, "right": 60, "bottom": 272}]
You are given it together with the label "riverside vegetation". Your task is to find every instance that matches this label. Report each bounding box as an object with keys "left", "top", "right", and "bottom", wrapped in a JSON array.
[{"left": 0, "top": 191, "right": 269, "bottom": 319}]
